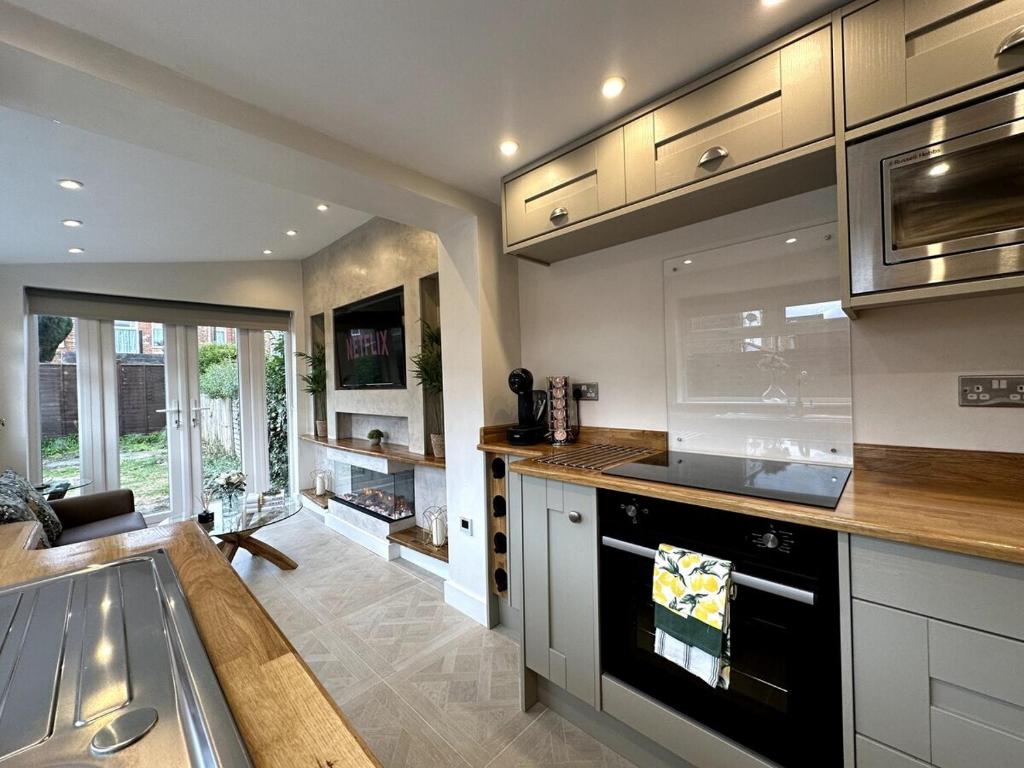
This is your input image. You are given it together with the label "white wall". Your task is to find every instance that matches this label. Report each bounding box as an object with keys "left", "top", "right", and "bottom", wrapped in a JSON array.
[
  {"left": 0, "top": 260, "right": 305, "bottom": 474},
  {"left": 519, "top": 188, "right": 1024, "bottom": 454}
]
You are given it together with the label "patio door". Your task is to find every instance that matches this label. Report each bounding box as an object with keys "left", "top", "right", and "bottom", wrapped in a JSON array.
[{"left": 31, "top": 301, "right": 292, "bottom": 523}]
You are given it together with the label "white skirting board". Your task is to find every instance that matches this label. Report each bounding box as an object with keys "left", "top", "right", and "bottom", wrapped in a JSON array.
[
  {"left": 444, "top": 579, "right": 488, "bottom": 625},
  {"left": 325, "top": 512, "right": 400, "bottom": 560},
  {"left": 397, "top": 544, "right": 449, "bottom": 580}
]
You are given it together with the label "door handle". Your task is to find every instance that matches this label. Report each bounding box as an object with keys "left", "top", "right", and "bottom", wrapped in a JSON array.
[
  {"left": 549, "top": 206, "right": 569, "bottom": 223},
  {"left": 996, "top": 25, "right": 1024, "bottom": 56},
  {"left": 697, "top": 146, "right": 729, "bottom": 167},
  {"left": 155, "top": 401, "right": 182, "bottom": 429},
  {"left": 568, "top": 510, "right": 582, "bottom": 524}
]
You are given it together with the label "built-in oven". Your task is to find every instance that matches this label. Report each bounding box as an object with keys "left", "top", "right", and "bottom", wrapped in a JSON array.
[
  {"left": 599, "top": 489, "right": 842, "bottom": 768},
  {"left": 848, "top": 87, "right": 1024, "bottom": 295}
]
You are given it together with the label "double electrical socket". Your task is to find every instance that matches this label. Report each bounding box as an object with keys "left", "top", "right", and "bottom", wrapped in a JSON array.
[
  {"left": 958, "top": 375, "right": 1024, "bottom": 407},
  {"left": 572, "top": 382, "right": 600, "bottom": 401}
]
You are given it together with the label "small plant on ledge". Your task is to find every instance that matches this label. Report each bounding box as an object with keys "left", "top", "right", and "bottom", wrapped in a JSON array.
[
  {"left": 367, "top": 428, "right": 384, "bottom": 447},
  {"left": 295, "top": 343, "right": 328, "bottom": 437},
  {"left": 412, "top": 320, "right": 444, "bottom": 458}
]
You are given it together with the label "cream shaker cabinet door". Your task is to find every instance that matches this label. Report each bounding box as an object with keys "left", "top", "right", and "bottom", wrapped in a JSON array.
[
  {"left": 844, "top": 0, "right": 1024, "bottom": 127},
  {"left": 504, "top": 129, "right": 625, "bottom": 247},
  {"left": 521, "top": 476, "right": 599, "bottom": 708},
  {"left": 628, "top": 27, "right": 832, "bottom": 199}
]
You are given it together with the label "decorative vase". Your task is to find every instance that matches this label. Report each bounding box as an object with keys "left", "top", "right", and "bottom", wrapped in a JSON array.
[
  {"left": 430, "top": 433, "right": 445, "bottom": 458},
  {"left": 315, "top": 420, "right": 328, "bottom": 438}
]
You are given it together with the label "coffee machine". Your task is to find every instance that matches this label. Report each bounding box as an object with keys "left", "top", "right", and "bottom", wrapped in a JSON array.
[{"left": 506, "top": 368, "right": 548, "bottom": 445}]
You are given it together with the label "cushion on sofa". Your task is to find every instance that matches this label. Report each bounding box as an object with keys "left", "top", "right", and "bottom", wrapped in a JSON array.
[
  {"left": 0, "top": 470, "right": 52, "bottom": 547},
  {"left": 55, "top": 511, "right": 148, "bottom": 546},
  {"left": 0, "top": 469, "right": 63, "bottom": 546}
]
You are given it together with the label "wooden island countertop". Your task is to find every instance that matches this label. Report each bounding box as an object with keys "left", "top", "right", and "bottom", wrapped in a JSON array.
[
  {"left": 0, "top": 520, "right": 380, "bottom": 768},
  {"left": 479, "top": 428, "right": 1024, "bottom": 567}
]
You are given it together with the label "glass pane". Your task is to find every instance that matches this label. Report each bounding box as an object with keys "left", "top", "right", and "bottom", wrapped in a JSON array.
[
  {"left": 889, "top": 132, "right": 1024, "bottom": 253},
  {"left": 198, "top": 327, "right": 242, "bottom": 491},
  {"left": 264, "top": 330, "right": 289, "bottom": 492},
  {"left": 37, "top": 316, "right": 83, "bottom": 497},
  {"left": 664, "top": 223, "right": 852, "bottom": 464},
  {"left": 116, "top": 321, "right": 170, "bottom": 518}
]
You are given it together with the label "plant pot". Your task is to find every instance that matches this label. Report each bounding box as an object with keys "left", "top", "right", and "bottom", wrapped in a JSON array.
[
  {"left": 430, "top": 433, "right": 445, "bottom": 458},
  {"left": 369, "top": 437, "right": 382, "bottom": 447},
  {"left": 315, "top": 420, "right": 328, "bottom": 438}
]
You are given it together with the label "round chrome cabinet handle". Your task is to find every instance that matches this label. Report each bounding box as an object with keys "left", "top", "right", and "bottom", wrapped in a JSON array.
[
  {"left": 697, "top": 145, "right": 729, "bottom": 167},
  {"left": 549, "top": 206, "right": 569, "bottom": 223},
  {"left": 568, "top": 510, "right": 582, "bottom": 524},
  {"left": 996, "top": 24, "right": 1024, "bottom": 56}
]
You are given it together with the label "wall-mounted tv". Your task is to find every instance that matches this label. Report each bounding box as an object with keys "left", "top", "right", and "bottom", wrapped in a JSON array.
[{"left": 333, "top": 288, "right": 406, "bottom": 389}]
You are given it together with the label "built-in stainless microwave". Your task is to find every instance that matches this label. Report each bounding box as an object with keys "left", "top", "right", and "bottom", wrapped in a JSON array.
[{"left": 848, "top": 88, "right": 1024, "bottom": 295}]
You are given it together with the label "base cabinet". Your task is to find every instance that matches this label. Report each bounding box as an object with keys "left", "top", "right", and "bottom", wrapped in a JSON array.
[
  {"left": 521, "top": 475, "right": 600, "bottom": 707},
  {"left": 850, "top": 537, "right": 1024, "bottom": 767}
]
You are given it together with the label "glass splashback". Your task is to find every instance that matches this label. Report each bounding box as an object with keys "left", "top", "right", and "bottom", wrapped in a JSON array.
[{"left": 663, "top": 222, "right": 852, "bottom": 465}]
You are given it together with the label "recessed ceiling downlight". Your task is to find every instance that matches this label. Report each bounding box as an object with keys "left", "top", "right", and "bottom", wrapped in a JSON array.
[
  {"left": 761, "top": 0, "right": 785, "bottom": 7},
  {"left": 316, "top": 203, "right": 329, "bottom": 212},
  {"left": 683, "top": 259, "right": 694, "bottom": 265},
  {"left": 785, "top": 237, "right": 798, "bottom": 244},
  {"left": 58, "top": 179, "right": 84, "bottom": 190},
  {"left": 285, "top": 229, "right": 298, "bottom": 237},
  {"left": 62, "top": 219, "right": 82, "bottom": 228},
  {"left": 601, "top": 76, "right": 626, "bottom": 99},
  {"left": 68, "top": 247, "right": 84, "bottom": 254},
  {"left": 499, "top": 140, "right": 519, "bottom": 157},
  {"left": 263, "top": 249, "right": 273, "bottom": 255}
]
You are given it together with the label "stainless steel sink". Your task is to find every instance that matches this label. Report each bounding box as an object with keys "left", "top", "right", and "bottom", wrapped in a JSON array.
[{"left": 0, "top": 550, "right": 253, "bottom": 766}]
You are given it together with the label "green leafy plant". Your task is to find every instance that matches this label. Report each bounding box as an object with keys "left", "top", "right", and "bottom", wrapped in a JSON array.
[
  {"left": 367, "top": 429, "right": 384, "bottom": 440},
  {"left": 198, "top": 342, "right": 237, "bottom": 374},
  {"left": 411, "top": 322, "right": 442, "bottom": 394},
  {"left": 265, "top": 333, "right": 289, "bottom": 491},
  {"left": 412, "top": 321, "right": 443, "bottom": 436},
  {"left": 295, "top": 344, "right": 327, "bottom": 422},
  {"left": 38, "top": 316, "right": 73, "bottom": 363},
  {"left": 199, "top": 359, "right": 239, "bottom": 399}
]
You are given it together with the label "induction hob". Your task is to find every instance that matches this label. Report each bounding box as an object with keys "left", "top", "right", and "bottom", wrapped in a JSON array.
[{"left": 603, "top": 451, "right": 851, "bottom": 509}]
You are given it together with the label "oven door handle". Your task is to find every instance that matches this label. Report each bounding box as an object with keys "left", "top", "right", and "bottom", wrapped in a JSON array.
[{"left": 601, "top": 536, "right": 816, "bottom": 606}]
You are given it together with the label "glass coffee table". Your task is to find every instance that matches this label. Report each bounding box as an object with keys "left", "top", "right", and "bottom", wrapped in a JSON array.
[{"left": 189, "top": 494, "right": 302, "bottom": 570}]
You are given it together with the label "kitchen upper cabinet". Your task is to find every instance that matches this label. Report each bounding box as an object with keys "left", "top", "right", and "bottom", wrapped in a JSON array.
[
  {"left": 850, "top": 537, "right": 1024, "bottom": 767},
  {"left": 502, "top": 23, "right": 835, "bottom": 259},
  {"left": 503, "top": 129, "right": 625, "bottom": 246},
  {"left": 843, "top": 0, "right": 1024, "bottom": 128},
  {"left": 626, "top": 27, "right": 833, "bottom": 202},
  {"left": 520, "top": 476, "right": 600, "bottom": 708}
]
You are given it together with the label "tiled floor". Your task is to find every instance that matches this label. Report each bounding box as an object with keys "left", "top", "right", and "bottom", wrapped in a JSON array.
[{"left": 231, "top": 510, "right": 636, "bottom": 768}]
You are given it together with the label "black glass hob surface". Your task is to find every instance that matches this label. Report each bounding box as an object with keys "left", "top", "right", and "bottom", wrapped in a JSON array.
[{"left": 603, "top": 451, "right": 851, "bottom": 509}]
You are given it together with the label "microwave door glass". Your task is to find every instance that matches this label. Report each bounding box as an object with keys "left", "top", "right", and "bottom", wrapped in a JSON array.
[{"left": 887, "top": 130, "right": 1024, "bottom": 262}]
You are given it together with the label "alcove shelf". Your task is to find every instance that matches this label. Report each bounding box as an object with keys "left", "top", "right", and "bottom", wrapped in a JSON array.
[{"left": 299, "top": 433, "right": 445, "bottom": 469}]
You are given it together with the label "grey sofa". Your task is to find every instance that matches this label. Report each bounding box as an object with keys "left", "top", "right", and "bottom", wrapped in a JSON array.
[{"left": 48, "top": 489, "right": 148, "bottom": 546}]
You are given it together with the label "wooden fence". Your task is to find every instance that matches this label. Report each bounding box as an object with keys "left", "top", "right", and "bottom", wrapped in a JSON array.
[{"left": 39, "top": 363, "right": 167, "bottom": 439}]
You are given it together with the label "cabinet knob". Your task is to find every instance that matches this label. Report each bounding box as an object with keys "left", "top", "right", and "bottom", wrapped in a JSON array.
[
  {"left": 697, "top": 145, "right": 729, "bottom": 167},
  {"left": 550, "top": 206, "right": 569, "bottom": 223},
  {"left": 568, "top": 510, "right": 582, "bottom": 524}
]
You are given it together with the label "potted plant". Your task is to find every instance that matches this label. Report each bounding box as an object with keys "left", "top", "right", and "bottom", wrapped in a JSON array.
[
  {"left": 295, "top": 344, "right": 328, "bottom": 437},
  {"left": 367, "top": 428, "right": 384, "bottom": 447},
  {"left": 412, "top": 321, "right": 444, "bottom": 457}
]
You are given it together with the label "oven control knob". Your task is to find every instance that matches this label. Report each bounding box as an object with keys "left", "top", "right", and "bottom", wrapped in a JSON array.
[
  {"left": 761, "top": 532, "right": 780, "bottom": 550},
  {"left": 620, "top": 502, "right": 641, "bottom": 523}
]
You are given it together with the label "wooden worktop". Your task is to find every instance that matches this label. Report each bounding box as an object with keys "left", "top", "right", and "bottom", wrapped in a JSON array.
[
  {"left": 0, "top": 521, "right": 380, "bottom": 768},
  {"left": 480, "top": 428, "right": 1024, "bottom": 566}
]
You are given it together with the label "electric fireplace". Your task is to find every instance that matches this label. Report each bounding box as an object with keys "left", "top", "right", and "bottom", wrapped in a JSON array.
[{"left": 333, "top": 463, "right": 415, "bottom": 522}]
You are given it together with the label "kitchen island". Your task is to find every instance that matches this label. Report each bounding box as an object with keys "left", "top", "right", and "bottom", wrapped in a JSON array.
[{"left": 0, "top": 520, "right": 380, "bottom": 768}]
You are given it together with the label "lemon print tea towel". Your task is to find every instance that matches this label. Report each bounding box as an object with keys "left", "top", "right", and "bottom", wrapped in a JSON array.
[{"left": 652, "top": 544, "right": 733, "bottom": 688}]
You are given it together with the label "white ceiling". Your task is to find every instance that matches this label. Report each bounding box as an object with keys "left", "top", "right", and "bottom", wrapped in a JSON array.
[
  {"left": 0, "top": 106, "right": 373, "bottom": 264},
  {"left": 10, "top": 0, "right": 845, "bottom": 202}
]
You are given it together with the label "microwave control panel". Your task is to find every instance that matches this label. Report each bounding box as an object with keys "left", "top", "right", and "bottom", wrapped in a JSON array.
[{"left": 958, "top": 375, "right": 1024, "bottom": 408}]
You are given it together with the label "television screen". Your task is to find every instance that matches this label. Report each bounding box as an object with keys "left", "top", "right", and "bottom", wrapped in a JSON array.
[{"left": 333, "top": 288, "right": 406, "bottom": 389}]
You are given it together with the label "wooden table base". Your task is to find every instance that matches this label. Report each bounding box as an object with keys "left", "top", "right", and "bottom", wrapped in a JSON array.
[{"left": 216, "top": 532, "right": 297, "bottom": 570}]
